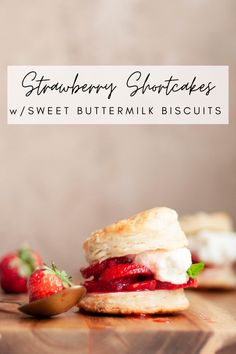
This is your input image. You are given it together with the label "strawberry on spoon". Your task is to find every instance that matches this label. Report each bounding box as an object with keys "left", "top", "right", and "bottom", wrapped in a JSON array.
[
  {"left": 0, "top": 263, "right": 86, "bottom": 318},
  {"left": 28, "top": 263, "right": 73, "bottom": 302},
  {"left": 19, "top": 263, "right": 86, "bottom": 317}
]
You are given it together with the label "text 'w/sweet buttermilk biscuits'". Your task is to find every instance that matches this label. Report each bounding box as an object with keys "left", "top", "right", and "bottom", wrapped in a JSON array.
[
  {"left": 180, "top": 212, "right": 236, "bottom": 289},
  {"left": 79, "top": 207, "right": 204, "bottom": 315}
]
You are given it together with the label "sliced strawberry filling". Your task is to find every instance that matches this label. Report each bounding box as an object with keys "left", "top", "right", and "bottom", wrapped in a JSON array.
[
  {"left": 83, "top": 277, "right": 197, "bottom": 293},
  {"left": 124, "top": 279, "right": 157, "bottom": 292},
  {"left": 84, "top": 277, "right": 134, "bottom": 293},
  {"left": 100, "top": 263, "right": 152, "bottom": 282},
  {"left": 156, "top": 278, "right": 197, "bottom": 290},
  {"left": 80, "top": 256, "right": 132, "bottom": 279},
  {"left": 80, "top": 256, "right": 197, "bottom": 293}
]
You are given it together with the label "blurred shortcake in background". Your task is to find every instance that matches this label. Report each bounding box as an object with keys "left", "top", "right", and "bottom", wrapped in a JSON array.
[{"left": 180, "top": 212, "right": 236, "bottom": 289}]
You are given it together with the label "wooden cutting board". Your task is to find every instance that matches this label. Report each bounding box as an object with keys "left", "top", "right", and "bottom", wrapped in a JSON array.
[{"left": 0, "top": 290, "right": 236, "bottom": 354}]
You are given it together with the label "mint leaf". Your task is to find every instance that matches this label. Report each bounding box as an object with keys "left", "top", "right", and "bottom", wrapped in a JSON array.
[{"left": 187, "top": 262, "right": 205, "bottom": 278}]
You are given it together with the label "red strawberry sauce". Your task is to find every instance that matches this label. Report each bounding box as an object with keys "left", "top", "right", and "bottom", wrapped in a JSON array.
[{"left": 80, "top": 256, "right": 197, "bottom": 293}]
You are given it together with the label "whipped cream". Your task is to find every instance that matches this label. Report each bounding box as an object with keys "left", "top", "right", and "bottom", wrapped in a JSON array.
[
  {"left": 134, "top": 248, "right": 192, "bottom": 284},
  {"left": 188, "top": 231, "right": 236, "bottom": 265}
]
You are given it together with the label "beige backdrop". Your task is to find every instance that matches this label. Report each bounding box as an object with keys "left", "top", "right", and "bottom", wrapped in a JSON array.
[{"left": 0, "top": 0, "right": 235, "bottom": 274}]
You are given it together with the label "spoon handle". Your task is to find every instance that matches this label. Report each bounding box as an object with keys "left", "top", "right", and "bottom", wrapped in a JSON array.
[{"left": 0, "top": 300, "right": 22, "bottom": 305}]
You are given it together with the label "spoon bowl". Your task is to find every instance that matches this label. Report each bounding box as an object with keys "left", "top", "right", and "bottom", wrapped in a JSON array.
[{"left": 18, "top": 285, "right": 86, "bottom": 317}]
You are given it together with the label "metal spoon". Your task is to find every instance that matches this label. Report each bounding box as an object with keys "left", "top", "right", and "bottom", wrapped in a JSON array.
[{"left": 0, "top": 285, "right": 86, "bottom": 317}]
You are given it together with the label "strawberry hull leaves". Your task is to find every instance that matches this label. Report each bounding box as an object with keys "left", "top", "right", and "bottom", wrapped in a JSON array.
[
  {"left": 18, "top": 247, "right": 40, "bottom": 273},
  {"left": 28, "top": 263, "right": 73, "bottom": 302},
  {"left": 43, "top": 263, "right": 73, "bottom": 288}
]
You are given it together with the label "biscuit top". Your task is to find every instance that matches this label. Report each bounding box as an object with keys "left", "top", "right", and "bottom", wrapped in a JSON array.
[
  {"left": 83, "top": 207, "right": 188, "bottom": 263},
  {"left": 180, "top": 212, "right": 233, "bottom": 236}
]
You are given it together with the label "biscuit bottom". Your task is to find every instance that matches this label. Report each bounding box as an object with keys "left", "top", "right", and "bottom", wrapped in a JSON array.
[
  {"left": 79, "top": 289, "right": 189, "bottom": 314},
  {"left": 197, "top": 266, "right": 236, "bottom": 289}
]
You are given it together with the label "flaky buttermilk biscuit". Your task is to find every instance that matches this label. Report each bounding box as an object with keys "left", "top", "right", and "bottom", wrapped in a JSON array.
[
  {"left": 79, "top": 289, "right": 189, "bottom": 315},
  {"left": 84, "top": 207, "right": 188, "bottom": 263}
]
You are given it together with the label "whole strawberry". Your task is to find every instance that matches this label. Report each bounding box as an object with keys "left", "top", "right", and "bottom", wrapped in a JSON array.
[
  {"left": 28, "top": 263, "right": 72, "bottom": 302},
  {"left": 0, "top": 247, "right": 43, "bottom": 293}
]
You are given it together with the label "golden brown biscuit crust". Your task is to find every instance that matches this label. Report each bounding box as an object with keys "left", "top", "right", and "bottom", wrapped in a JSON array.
[
  {"left": 79, "top": 289, "right": 189, "bottom": 314},
  {"left": 83, "top": 207, "right": 188, "bottom": 263}
]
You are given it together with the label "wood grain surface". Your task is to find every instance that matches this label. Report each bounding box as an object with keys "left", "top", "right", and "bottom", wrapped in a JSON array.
[{"left": 0, "top": 290, "right": 236, "bottom": 354}]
